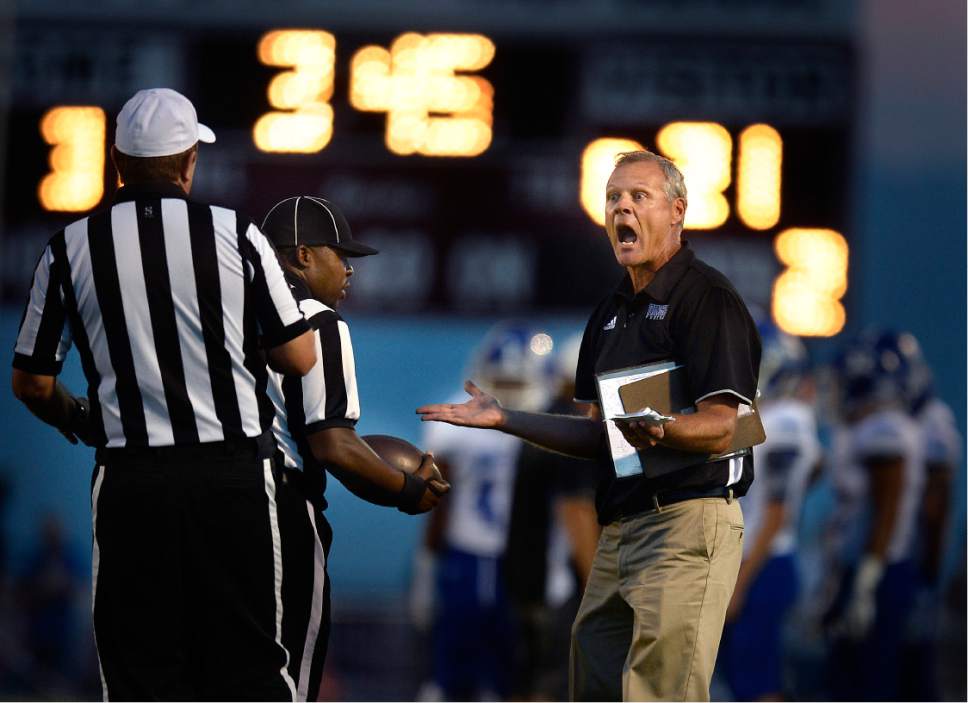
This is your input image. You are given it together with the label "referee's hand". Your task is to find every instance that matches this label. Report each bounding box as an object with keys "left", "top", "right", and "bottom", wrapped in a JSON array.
[
  {"left": 410, "top": 453, "right": 450, "bottom": 514},
  {"left": 614, "top": 418, "right": 665, "bottom": 448},
  {"left": 61, "top": 396, "right": 97, "bottom": 447}
]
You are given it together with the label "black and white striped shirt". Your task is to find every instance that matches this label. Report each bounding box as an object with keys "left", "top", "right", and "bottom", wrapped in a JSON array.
[
  {"left": 267, "top": 274, "right": 360, "bottom": 503},
  {"left": 13, "top": 182, "right": 310, "bottom": 448}
]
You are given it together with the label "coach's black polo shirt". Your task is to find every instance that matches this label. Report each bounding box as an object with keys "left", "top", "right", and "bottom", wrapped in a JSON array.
[{"left": 574, "top": 240, "right": 761, "bottom": 524}]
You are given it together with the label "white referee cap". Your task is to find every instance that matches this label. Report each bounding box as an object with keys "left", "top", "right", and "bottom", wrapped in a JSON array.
[{"left": 115, "top": 88, "right": 216, "bottom": 157}]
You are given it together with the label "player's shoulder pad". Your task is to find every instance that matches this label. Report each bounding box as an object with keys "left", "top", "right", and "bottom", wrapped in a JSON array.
[
  {"left": 853, "top": 409, "right": 918, "bottom": 460},
  {"left": 764, "top": 399, "right": 816, "bottom": 430},
  {"left": 919, "top": 399, "right": 963, "bottom": 466},
  {"left": 920, "top": 398, "right": 957, "bottom": 429}
]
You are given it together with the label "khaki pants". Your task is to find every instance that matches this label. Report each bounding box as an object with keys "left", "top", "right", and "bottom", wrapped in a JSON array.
[{"left": 570, "top": 497, "right": 744, "bottom": 702}]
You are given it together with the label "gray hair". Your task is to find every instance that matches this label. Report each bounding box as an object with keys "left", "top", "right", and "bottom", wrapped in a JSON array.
[{"left": 614, "top": 150, "right": 687, "bottom": 204}]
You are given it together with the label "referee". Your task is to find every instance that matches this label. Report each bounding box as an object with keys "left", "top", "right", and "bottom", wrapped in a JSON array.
[
  {"left": 11, "top": 88, "right": 316, "bottom": 700},
  {"left": 259, "top": 196, "right": 449, "bottom": 701}
]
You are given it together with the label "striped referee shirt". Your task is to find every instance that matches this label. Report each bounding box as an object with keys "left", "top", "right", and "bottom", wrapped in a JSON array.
[
  {"left": 267, "top": 273, "right": 360, "bottom": 507},
  {"left": 13, "top": 182, "right": 310, "bottom": 448}
]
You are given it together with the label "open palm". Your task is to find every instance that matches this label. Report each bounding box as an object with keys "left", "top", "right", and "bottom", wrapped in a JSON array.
[{"left": 416, "top": 380, "right": 505, "bottom": 429}]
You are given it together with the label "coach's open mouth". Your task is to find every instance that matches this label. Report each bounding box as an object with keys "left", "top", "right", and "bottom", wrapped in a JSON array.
[{"left": 616, "top": 224, "right": 637, "bottom": 244}]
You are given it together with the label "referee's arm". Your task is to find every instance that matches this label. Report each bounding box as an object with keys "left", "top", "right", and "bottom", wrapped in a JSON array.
[
  {"left": 11, "top": 372, "right": 83, "bottom": 439},
  {"left": 244, "top": 219, "right": 317, "bottom": 376},
  {"left": 290, "top": 312, "right": 445, "bottom": 513},
  {"left": 307, "top": 428, "right": 412, "bottom": 505},
  {"left": 11, "top": 239, "right": 89, "bottom": 442},
  {"left": 267, "top": 332, "right": 316, "bottom": 376}
]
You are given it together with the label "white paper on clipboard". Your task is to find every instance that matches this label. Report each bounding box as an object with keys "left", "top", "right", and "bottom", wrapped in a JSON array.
[{"left": 595, "top": 361, "right": 681, "bottom": 478}]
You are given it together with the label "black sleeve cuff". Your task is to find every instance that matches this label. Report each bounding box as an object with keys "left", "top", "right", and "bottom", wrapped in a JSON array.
[
  {"left": 261, "top": 318, "right": 311, "bottom": 349},
  {"left": 12, "top": 353, "right": 63, "bottom": 376},
  {"left": 303, "top": 417, "right": 358, "bottom": 435}
]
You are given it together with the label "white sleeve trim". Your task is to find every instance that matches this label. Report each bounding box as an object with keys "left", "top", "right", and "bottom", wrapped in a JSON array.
[{"left": 695, "top": 389, "right": 754, "bottom": 405}]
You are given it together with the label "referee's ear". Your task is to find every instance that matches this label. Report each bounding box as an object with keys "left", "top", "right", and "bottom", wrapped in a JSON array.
[
  {"left": 294, "top": 245, "right": 313, "bottom": 269},
  {"left": 179, "top": 147, "right": 198, "bottom": 194}
]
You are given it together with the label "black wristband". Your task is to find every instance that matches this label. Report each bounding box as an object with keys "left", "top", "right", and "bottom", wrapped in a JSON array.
[
  {"left": 67, "top": 397, "right": 96, "bottom": 447},
  {"left": 398, "top": 471, "right": 427, "bottom": 514}
]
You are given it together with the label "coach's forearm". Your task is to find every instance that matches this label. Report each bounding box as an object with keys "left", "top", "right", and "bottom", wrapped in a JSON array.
[
  {"left": 657, "top": 397, "right": 739, "bottom": 454},
  {"left": 500, "top": 410, "right": 603, "bottom": 459},
  {"left": 12, "top": 371, "right": 76, "bottom": 430}
]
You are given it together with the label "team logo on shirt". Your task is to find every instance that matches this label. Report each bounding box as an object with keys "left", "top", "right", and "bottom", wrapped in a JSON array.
[
  {"left": 646, "top": 303, "right": 668, "bottom": 320},
  {"left": 603, "top": 315, "right": 617, "bottom": 331}
]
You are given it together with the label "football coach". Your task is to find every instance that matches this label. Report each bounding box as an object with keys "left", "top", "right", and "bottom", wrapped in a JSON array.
[
  {"left": 12, "top": 88, "right": 316, "bottom": 700},
  {"left": 418, "top": 150, "right": 761, "bottom": 701}
]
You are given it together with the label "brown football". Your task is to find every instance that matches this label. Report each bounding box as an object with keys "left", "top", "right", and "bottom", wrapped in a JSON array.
[{"left": 362, "top": 434, "right": 425, "bottom": 474}]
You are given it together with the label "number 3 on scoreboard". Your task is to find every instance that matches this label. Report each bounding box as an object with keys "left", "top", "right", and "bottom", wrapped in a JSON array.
[{"left": 253, "top": 30, "right": 336, "bottom": 153}]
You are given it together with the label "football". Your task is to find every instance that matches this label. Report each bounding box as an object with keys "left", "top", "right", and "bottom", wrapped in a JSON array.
[{"left": 362, "top": 434, "right": 425, "bottom": 474}]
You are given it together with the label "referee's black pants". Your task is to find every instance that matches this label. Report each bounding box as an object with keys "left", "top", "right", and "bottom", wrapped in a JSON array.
[
  {"left": 90, "top": 437, "right": 300, "bottom": 701},
  {"left": 276, "top": 466, "right": 333, "bottom": 702}
]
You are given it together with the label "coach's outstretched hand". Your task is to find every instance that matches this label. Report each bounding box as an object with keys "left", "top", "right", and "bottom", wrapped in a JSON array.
[{"left": 416, "top": 380, "right": 505, "bottom": 429}]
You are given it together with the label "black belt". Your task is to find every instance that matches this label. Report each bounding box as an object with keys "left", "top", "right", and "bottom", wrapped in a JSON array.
[
  {"left": 95, "top": 431, "right": 276, "bottom": 465},
  {"left": 627, "top": 485, "right": 736, "bottom": 518}
]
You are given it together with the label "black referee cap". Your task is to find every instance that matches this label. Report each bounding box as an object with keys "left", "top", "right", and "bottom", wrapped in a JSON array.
[{"left": 261, "top": 196, "right": 378, "bottom": 257}]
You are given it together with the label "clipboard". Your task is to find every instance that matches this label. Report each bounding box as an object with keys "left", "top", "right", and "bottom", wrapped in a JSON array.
[{"left": 596, "top": 360, "right": 765, "bottom": 479}]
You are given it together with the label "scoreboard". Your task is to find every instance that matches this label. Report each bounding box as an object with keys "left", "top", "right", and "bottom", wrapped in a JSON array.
[{"left": 2, "top": 23, "right": 854, "bottom": 335}]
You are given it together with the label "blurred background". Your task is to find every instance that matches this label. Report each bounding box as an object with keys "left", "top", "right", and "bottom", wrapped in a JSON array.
[{"left": 0, "top": 0, "right": 963, "bottom": 700}]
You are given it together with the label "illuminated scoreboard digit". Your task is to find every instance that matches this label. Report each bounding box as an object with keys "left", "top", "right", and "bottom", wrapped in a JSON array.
[
  {"left": 37, "top": 106, "right": 105, "bottom": 212},
  {"left": 580, "top": 137, "right": 644, "bottom": 226},
  {"left": 773, "top": 228, "right": 848, "bottom": 337},
  {"left": 349, "top": 33, "right": 495, "bottom": 157},
  {"left": 656, "top": 122, "right": 732, "bottom": 230},
  {"left": 737, "top": 124, "right": 782, "bottom": 231},
  {"left": 253, "top": 30, "right": 336, "bottom": 153}
]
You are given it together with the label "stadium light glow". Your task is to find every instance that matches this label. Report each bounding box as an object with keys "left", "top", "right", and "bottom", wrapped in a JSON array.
[
  {"left": 737, "top": 124, "right": 782, "bottom": 230},
  {"left": 772, "top": 228, "right": 848, "bottom": 337},
  {"left": 656, "top": 122, "right": 732, "bottom": 230},
  {"left": 254, "top": 30, "right": 335, "bottom": 153},
  {"left": 530, "top": 333, "right": 554, "bottom": 356},
  {"left": 349, "top": 33, "right": 495, "bottom": 157},
  {"left": 38, "top": 106, "right": 105, "bottom": 212},
  {"left": 579, "top": 137, "right": 646, "bottom": 226}
]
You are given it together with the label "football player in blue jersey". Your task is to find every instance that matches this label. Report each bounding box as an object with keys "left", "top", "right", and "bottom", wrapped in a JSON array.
[
  {"left": 823, "top": 329, "right": 928, "bottom": 701},
  {"left": 413, "top": 322, "right": 555, "bottom": 701},
  {"left": 895, "top": 335, "right": 963, "bottom": 699},
  {"left": 716, "top": 320, "right": 821, "bottom": 701}
]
